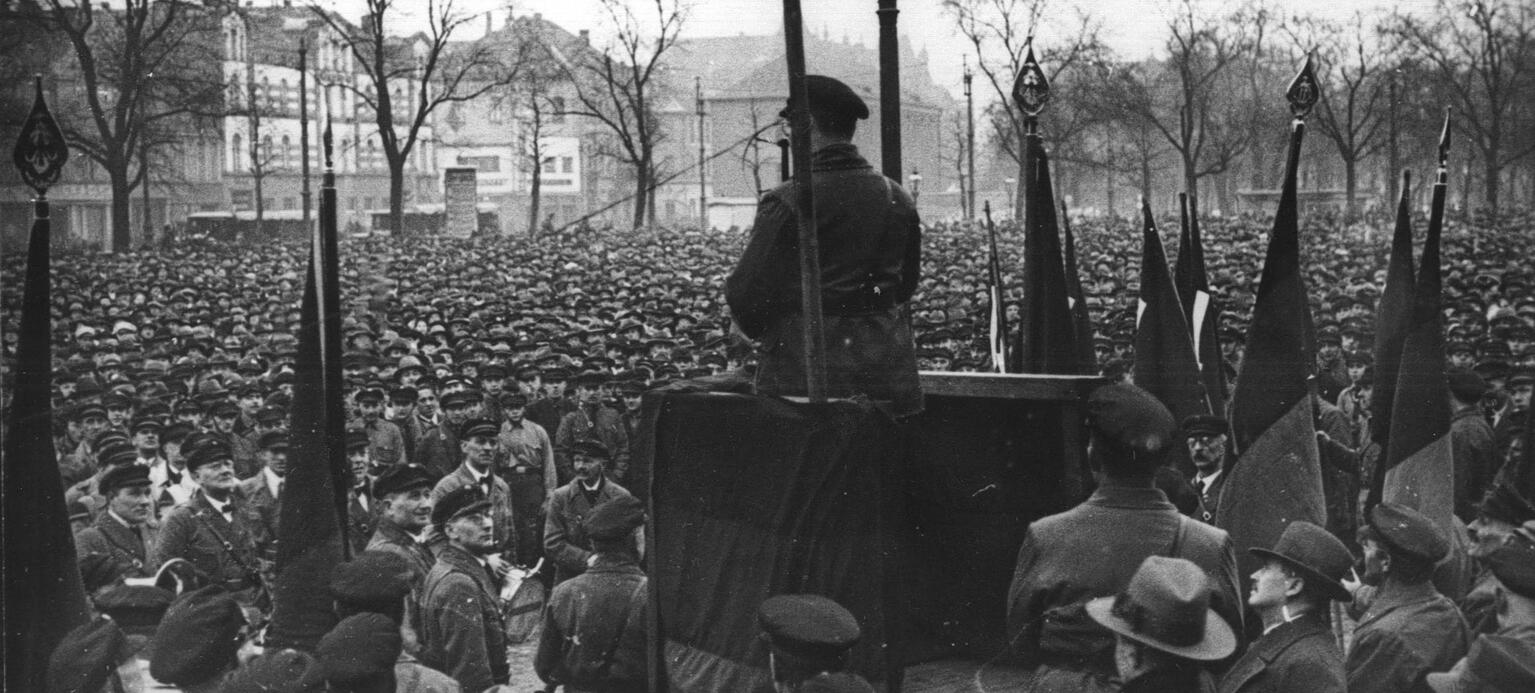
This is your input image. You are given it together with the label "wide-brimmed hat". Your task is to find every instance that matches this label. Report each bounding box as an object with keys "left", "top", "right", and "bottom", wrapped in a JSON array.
[
  {"left": 1249, "top": 521, "right": 1356, "bottom": 602},
  {"left": 1085, "top": 555, "right": 1236, "bottom": 661}
]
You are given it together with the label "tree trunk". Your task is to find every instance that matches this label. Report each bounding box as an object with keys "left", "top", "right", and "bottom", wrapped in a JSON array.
[
  {"left": 109, "top": 167, "right": 133, "bottom": 253},
  {"left": 1140, "top": 155, "right": 1153, "bottom": 205},
  {"left": 388, "top": 161, "right": 405, "bottom": 236},
  {"left": 528, "top": 162, "right": 543, "bottom": 240},
  {"left": 1485, "top": 157, "right": 1500, "bottom": 218},
  {"left": 1183, "top": 153, "right": 1199, "bottom": 223},
  {"left": 1344, "top": 157, "right": 1357, "bottom": 222},
  {"left": 631, "top": 163, "right": 648, "bottom": 229},
  {"left": 253, "top": 165, "right": 265, "bottom": 244},
  {"left": 1105, "top": 166, "right": 1116, "bottom": 218}
]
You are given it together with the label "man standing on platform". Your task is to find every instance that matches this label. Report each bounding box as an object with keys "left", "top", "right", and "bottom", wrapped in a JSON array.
[
  {"left": 1007, "top": 384, "right": 1244, "bottom": 692},
  {"left": 726, "top": 74, "right": 922, "bottom": 418},
  {"left": 545, "top": 439, "right": 637, "bottom": 585}
]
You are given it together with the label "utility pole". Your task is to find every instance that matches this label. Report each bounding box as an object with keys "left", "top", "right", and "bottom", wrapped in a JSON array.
[
  {"left": 696, "top": 76, "right": 707, "bottom": 231},
  {"left": 964, "top": 56, "right": 975, "bottom": 221},
  {"left": 300, "top": 37, "right": 312, "bottom": 231}
]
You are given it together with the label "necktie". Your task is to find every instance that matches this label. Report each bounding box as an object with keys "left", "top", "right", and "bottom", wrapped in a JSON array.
[
  {"left": 1195, "top": 478, "right": 1206, "bottom": 497},
  {"left": 166, "top": 467, "right": 181, "bottom": 485},
  {"left": 275, "top": 478, "right": 284, "bottom": 498}
]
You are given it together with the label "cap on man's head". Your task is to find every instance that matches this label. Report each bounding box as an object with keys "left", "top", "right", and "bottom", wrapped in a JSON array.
[
  {"left": 149, "top": 585, "right": 246, "bottom": 686},
  {"left": 1181, "top": 414, "right": 1229, "bottom": 439},
  {"left": 1448, "top": 369, "right": 1490, "bottom": 402},
  {"left": 48, "top": 616, "right": 128, "bottom": 693},
  {"left": 1363, "top": 502, "right": 1449, "bottom": 565},
  {"left": 584, "top": 495, "right": 645, "bottom": 542},
  {"left": 258, "top": 431, "right": 290, "bottom": 451},
  {"left": 345, "top": 429, "right": 370, "bottom": 451},
  {"left": 316, "top": 613, "right": 402, "bottom": 688},
  {"left": 431, "top": 486, "right": 490, "bottom": 527},
  {"left": 99, "top": 463, "right": 152, "bottom": 495},
  {"left": 758, "top": 594, "right": 862, "bottom": 661},
  {"left": 458, "top": 417, "right": 499, "bottom": 440},
  {"left": 1487, "top": 537, "right": 1535, "bottom": 599},
  {"left": 371, "top": 464, "right": 436, "bottom": 499},
  {"left": 96, "top": 440, "right": 140, "bottom": 468},
  {"left": 572, "top": 438, "right": 612, "bottom": 460},
  {"left": 779, "top": 75, "right": 870, "bottom": 124},
  {"left": 330, "top": 551, "right": 414, "bottom": 616},
  {"left": 184, "top": 439, "right": 233, "bottom": 473},
  {"left": 1086, "top": 383, "right": 1176, "bottom": 458}
]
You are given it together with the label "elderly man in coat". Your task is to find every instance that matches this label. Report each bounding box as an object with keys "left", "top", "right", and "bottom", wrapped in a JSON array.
[
  {"left": 418, "top": 486, "right": 509, "bottom": 692},
  {"left": 725, "top": 74, "right": 923, "bottom": 418},
  {"left": 545, "top": 439, "right": 639, "bottom": 585},
  {"left": 1006, "top": 384, "right": 1244, "bottom": 693},
  {"left": 1218, "top": 521, "right": 1354, "bottom": 693}
]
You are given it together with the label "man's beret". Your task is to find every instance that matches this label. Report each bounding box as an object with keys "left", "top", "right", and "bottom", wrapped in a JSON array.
[
  {"left": 584, "top": 495, "right": 645, "bottom": 542},
  {"left": 371, "top": 464, "right": 436, "bottom": 499},
  {"left": 1447, "top": 369, "right": 1490, "bottom": 401},
  {"left": 758, "top": 594, "right": 862, "bottom": 660},
  {"left": 99, "top": 463, "right": 152, "bottom": 494},
  {"left": 780, "top": 75, "right": 870, "bottom": 122},
  {"left": 330, "top": 551, "right": 414, "bottom": 612},
  {"left": 150, "top": 585, "right": 245, "bottom": 686},
  {"left": 1181, "top": 415, "right": 1229, "bottom": 439},
  {"left": 1365, "top": 502, "right": 1449, "bottom": 564},
  {"left": 1086, "top": 383, "right": 1176, "bottom": 456},
  {"left": 48, "top": 616, "right": 128, "bottom": 693},
  {"left": 572, "top": 438, "right": 612, "bottom": 460},
  {"left": 316, "top": 613, "right": 403, "bottom": 687},
  {"left": 94, "top": 584, "right": 175, "bottom": 631},
  {"left": 1488, "top": 537, "right": 1535, "bottom": 599},
  {"left": 458, "top": 417, "right": 499, "bottom": 440},
  {"left": 431, "top": 486, "right": 490, "bottom": 527},
  {"left": 258, "top": 431, "right": 290, "bottom": 451}
]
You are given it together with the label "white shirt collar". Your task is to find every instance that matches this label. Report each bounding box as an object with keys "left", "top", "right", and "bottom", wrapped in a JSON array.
[
  {"left": 263, "top": 466, "right": 284, "bottom": 497},
  {"left": 1195, "top": 468, "right": 1223, "bottom": 488},
  {"left": 205, "top": 492, "right": 232, "bottom": 515}
]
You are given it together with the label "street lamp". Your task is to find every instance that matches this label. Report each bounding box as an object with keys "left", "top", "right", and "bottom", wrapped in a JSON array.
[
  {"left": 909, "top": 170, "right": 922, "bottom": 207},
  {"left": 1004, "top": 177, "right": 1016, "bottom": 211}
]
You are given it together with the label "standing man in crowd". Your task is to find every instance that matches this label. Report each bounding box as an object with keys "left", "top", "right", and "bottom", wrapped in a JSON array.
[
  {"left": 499, "top": 392, "right": 554, "bottom": 566},
  {"left": 726, "top": 74, "right": 922, "bottom": 418},
  {"left": 74, "top": 464, "right": 159, "bottom": 582},
  {"left": 1183, "top": 415, "right": 1229, "bottom": 525},
  {"left": 417, "top": 388, "right": 476, "bottom": 478},
  {"left": 1346, "top": 502, "right": 1470, "bottom": 693},
  {"left": 152, "top": 439, "right": 263, "bottom": 602},
  {"left": 1448, "top": 370, "right": 1498, "bottom": 523},
  {"left": 356, "top": 386, "right": 407, "bottom": 467},
  {"left": 535, "top": 495, "right": 650, "bottom": 693},
  {"left": 432, "top": 418, "right": 516, "bottom": 563},
  {"left": 546, "top": 439, "right": 637, "bottom": 585},
  {"left": 555, "top": 371, "right": 630, "bottom": 484},
  {"left": 419, "top": 487, "right": 509, "bottom": 692},
  {"left": 239, "top": 430, "right": 287, "bottom": 575},
  {"left": 1008, "top": 384, "right": 1243, "bottom": 691}
]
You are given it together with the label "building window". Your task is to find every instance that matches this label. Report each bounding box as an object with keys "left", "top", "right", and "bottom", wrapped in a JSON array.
[
  {"left": 542, "top": 157, "right": 556, "bottom": 174},
  {"left": 456, "top": 155, "right": 500, "bottom": 172},
  {"left": 281, "top": 135, "right": 291, "bottom": 168},
  {"left": 561, "top": 156, "right": 573, "bottom": 174},
  {"left": 231, "top": 134, "right": 243, "bottom": 172}
]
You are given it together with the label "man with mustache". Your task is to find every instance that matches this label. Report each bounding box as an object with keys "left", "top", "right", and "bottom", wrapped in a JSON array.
[
  {"left": 545, "top": 438, "right": 638, "bottom": 585},
  {"left": 152, "top": 438, "right": 262, "bottom": 603}
]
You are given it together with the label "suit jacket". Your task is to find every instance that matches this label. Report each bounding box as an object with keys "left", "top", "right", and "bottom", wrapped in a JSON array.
[
  {"left": 1193, "top": 470, "right": 1227, "bottom": 525},
  {"left": 545, "top": 478, "right": 636, "bottom": 583},
  {"left": 151, "top": 491, "right": 260, "bottom": 592},
  {"left": 237, "top": 474, "right": 281, "bottom": 562},
  {"left": 534, "top": 557, "right": 649, "bottom": 692},
  {"left": 419, "top": 544, "right": 509, "bottom": 693},
  {"left": 1450, "top": 407, "right": 1497, "bottom": 523},
  {"left": 75, "top": 511, "right": 158, "bottom": 580},
  {"left": 1346, "top": 579, "right": 1470, "bottom": 693},
  {"left": 347, "top": 492, "right": 378, "bottom": 554},
  {"left": 431, "top": 464, "right": 516, "bottom": 558},
  {"left": 1006, "top": 483, "right": 1244, "bottom": 687},
  {"left": 554, "top": 405, "right": 630, "bottom": 485},
  {"left": 416, "top": 425, "right": 461, "bottom": 479},
  {"left": 1217, "top": 612, "right": 1345, "bottom": 693}
]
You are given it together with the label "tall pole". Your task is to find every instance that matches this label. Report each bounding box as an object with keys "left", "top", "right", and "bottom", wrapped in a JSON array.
[
  {"left": 876, "top": 0, "right": 901, "bottom": 181},
  {"left": 782, "top": 0, "right": 828, "bottom": 401},
  {"left": 964, "top": 57, "right": 975, "bottom": 221},
  {"left": 696, "top": 76, "right": 707, "bottom": 231},
  {"left": 141, "top": 135, "right": 150, "bottom": 246},
  {"left": 300, "top": 37, "right": 312, "bottom": 231}
]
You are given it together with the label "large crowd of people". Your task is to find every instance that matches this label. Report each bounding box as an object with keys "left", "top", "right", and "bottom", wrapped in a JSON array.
[{"left": 5, "top": 199, "right": 1535, "bottom": 691}]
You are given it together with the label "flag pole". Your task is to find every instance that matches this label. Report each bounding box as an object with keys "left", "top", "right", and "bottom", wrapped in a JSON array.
[
  {"left": 781, "top": 0, "right": 828, "bottom": 401},
  {"left": 984, "top": 200, "right": 1007, "bottom": 372}
]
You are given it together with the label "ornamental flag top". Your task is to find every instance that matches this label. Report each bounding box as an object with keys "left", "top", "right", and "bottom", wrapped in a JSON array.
[
  {"left": 1012, "top": 38, "right": 1050, "bottom": 117},
  {"left": 1286, "top": 54, "right": 1319, "bottom": 119},
  {"left": 12, "top": 76, "right": 69, "bottom": 194}
]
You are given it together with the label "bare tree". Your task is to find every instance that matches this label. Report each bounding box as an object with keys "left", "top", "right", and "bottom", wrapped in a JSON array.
[
  {"left": 315, "top": 0, "right": 525, "bottom": 235},
  {"left": 5, "top": 0, "right": 227, "bottom": 252},
  {"left": 1386, "top": 0, "right": 1535, "bottom": 215},
  {"left": 1284, "top": 11, "right": 1391, "bottom": 220},
  {"left": 944, "top": 109, "right": 970, "bottom": 218},
  {"left": 945, "top": 0, "right": 1109, "bottom": 217},
  {"left": 559, "top": 0, "right": 687, "bottom": 229}
]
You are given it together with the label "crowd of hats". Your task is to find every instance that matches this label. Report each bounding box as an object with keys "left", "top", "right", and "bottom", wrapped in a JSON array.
[{"left": 5, "top": 211, "right": 1535, "bottom": 479}]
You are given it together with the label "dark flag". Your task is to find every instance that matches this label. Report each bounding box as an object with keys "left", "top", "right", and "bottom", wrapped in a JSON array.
[
  {"left": 984, "top": 201, "right": 1008, "bottom": 372},
  {"left": 1369, "top": 172, "right": 1417, "bottom": 480},
  {"left": 1062, "top": 202, "right": 1096, "bottom": 374},
  {"left": 1133, "top": 198, "right": 1210, "bottom": 451},
  {"left": 1173, "top": 193, "right": 1227, "bottom": 417},
  {"left": 1009, "top": 42, "right": 1078, "bottom": 374},
  {"left": 3, "top": 77, "right": 90, "bottom": 691},
  {"left": 1217, "top": 59, "right": 1327, "bottom": 581},
  {"left": 1381, "top": 113, "right": 1454, "bottom": 532},
  {"left": 267, "top": 121, "right": 352, "bottom": 650}
]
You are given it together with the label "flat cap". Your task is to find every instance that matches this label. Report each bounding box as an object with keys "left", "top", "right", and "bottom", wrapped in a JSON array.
[
  {"left": 345, "top": 429, "right": 370, "bottom": 451},
  {"left": 218, "top": 648, "right": 324, "bottom": 693},
  {"left": 439, "top": 389, "right": 479, "bottom": 409},
  {"left": 780, "top": 75, "right": 870, "bottom": 121},
  {"left": 572, "top": 438, "right": 612, "bottom": 460},
  {"left": 584, "top": 495, "right": 645, "bottom": 542},
  {"left": 431, "top": 486, "right": 490, "bottom": 527},
  {"left": 371, "top": 464, "right": 436, "bottom": 499},
  {"left": 458, "top": 417, "right": 500, "bottom": 440},
  {"left": 258, "top": 431, "right": 290, "bottom": 451},
  {"left": 1086, "top": 383, "right": 1176, "bottom": 456},
  {"left": 99, "top": 463, "right": 152, "bottom": 495},
  {"left": 184, "top": 439, "right": 233, "bottom": 473},
  {"left": 330, "top": 551, "right": 414, "bottom": 612},
  {"left": 48, "top": 616, "right": 127, "bottom": 693},
  {"left": 150, "top": 585, "right": 245, "bottom": 686},
  {"left": 1181, "top": 414, "right": 1229, "bottom": 438},
  {"left": 758, "top": 594, "right": 862, "bottom": 660},
  {"left": 317, "top": 613, "right": 402, "bottom": 687},
  {"left": 96, "top": 440, "right": 140, "bottom": 468},
  {"left": 1366, "top": 502, "right": 1449, "bottom": 564},
  {"left": 1488, "top": 537, "right": 1535, "bottom": 599},
  {"left": 1447, "top": 369, "right": 1489, "bottom": 401}
]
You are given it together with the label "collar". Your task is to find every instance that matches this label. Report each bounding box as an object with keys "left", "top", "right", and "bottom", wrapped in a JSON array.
[
  {"left": 1195, "top": 468, "right": 1223, "bottom": 488},
  {"left": 1086, "top": 483, "right": 1174, "bottom": 510},
  {"left": 579, "top": 476, "right": 606, "bottom": 494},
  {"left": 810, "top": 143, "right": 871, "bottom": 172},
  {"left": 465, "top": 464, "right": 490, "bottom": 485},
  {"left": 1366, "top": 578, "right": 1443, "bottom": 618},
  {"left": 263, "top": 466, "right": 284, "bottom": 496},
  {"left": 107, "top": 508, "right": 138, "bottom": 529},
  {"left": 204, "top": 492, "right": 233, "bottom": 515}
]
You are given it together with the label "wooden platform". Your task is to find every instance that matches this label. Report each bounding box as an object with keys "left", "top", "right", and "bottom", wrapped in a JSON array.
[{"left": 901, "top": 659, "right": 1036, "bottom": 692}]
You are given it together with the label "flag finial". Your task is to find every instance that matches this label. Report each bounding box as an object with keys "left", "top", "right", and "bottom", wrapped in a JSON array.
[
  {"left": 1437, "top": 108, "right": 1452, "bottom": 177},
  {"left": 1013, "top": 36, "right": 1050, "bottom": 119},
  {"left": 12, "top": 74, "right": 69, "bottom": 195},
  {"left": 1286, "top": 53, "right": 1319, "bottom": 120}
]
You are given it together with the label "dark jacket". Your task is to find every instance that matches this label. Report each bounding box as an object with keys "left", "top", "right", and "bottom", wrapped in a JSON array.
[
  {"left": 74, "top": 510, "right": 158, "bottom": 580},
  {"left": 236, "top": 474, "right": 281, "bottom": 562},
  {"left": 545, "top": 478, "right": 635, "bottom": 583},
  {"left": 726, "top": 143, "right": 922, "bottom": 417},
  {"left": 430, "top": 464, "right": 516, "bottom": 557},
  {"left": 1450, "top": 407, "right": 1496, "bottom": 522},
  {"left": 419, "top": 544, "right": 509, "bottom": 693},
  {"left": 1346, "top": 579, "right": 1470, "bottom": 693},
  {"left": 1217, "top": 612, "right": 1345, "bottom": 693},
  {"left": 1006, "top": 483, "right": 1244, "bottom": 689},
  {"left": 416, "top": 424, "right": 461, "bottom": 480},
  {"left": 534, "top": 557, "right": 649, "bottom": 692},
  {"left": 554, "top": 405, "right": 630, "bottom": 485},
  {"left": 151, "top": 491, "right": 260, "bottom": 593}
]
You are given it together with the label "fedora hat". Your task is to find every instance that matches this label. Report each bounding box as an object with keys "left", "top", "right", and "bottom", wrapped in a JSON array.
[
  {"left": 1086, "top": 556, "right": 1236, "bottom": 661},
  {"left": 1249, "top": 521, "right": 1356, "bottom": 603}
]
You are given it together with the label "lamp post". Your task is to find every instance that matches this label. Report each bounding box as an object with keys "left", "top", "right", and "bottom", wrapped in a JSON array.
[{"left": 909, "top": 169, "right": 922, "bottom": 208}]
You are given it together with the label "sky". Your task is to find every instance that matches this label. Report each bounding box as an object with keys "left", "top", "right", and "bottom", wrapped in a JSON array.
[{"left": 321, "top": 0, "right": 1439, "bottom": 102}]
